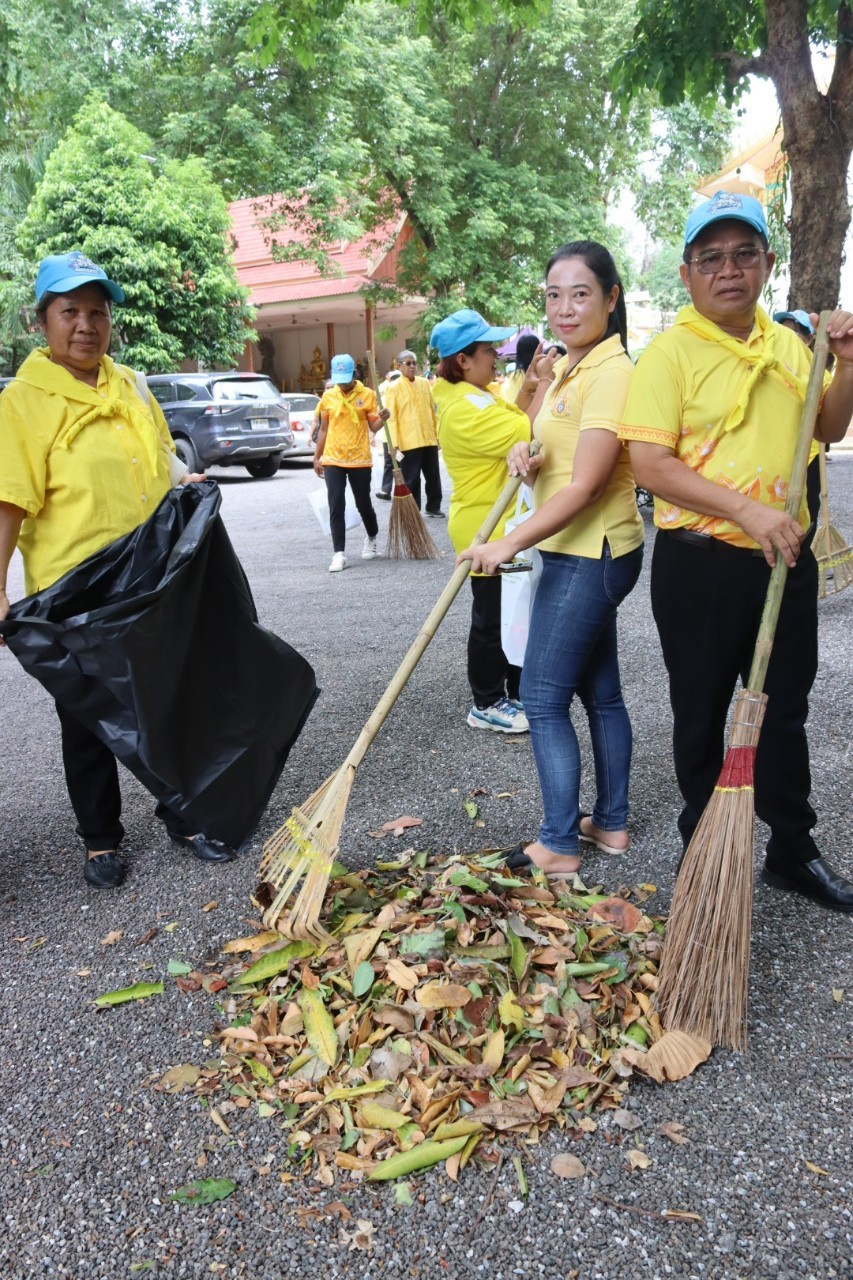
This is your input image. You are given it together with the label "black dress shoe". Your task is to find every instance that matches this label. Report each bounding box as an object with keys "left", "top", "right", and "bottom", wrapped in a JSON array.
[
  {"left": 84, "top": 850, "right": 126, "bottom": 889},
  {"left": 375, "top": 491, "right": 391, "bottom": 501},
  {"left": 425, "top": 509, "right": 446, "bottom": 519},
  {"left": 762, "top": 857, "right": 853, "bottom": 913},
  {"left": 168, "top": 831, "right": 235, "bottom": 863}
]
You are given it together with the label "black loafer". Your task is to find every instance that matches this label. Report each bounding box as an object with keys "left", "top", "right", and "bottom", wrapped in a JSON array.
[
  {"left": 762, "top": 857, "right": 853, "bottom": 913},
  {"left": 168, "top": 831, "right": 235, "bottom": 863},
  {"left": 84, "top": 850, "right": 126, "bottom": 889},
  {"left": 375, "top": 491, "right": 391, "bottom": 501},
  {"left": 425, "top": 510, "right": 446, "bottom": 519}
]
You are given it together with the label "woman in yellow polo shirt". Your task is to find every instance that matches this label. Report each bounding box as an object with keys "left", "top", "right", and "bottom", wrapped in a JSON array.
[
  {"left": 431, "top": 309, "right": 556, "bottom": 734},
  {"left": 0, "top": 252, "right": 232, "bottom": 888},
  {"left": 457, "top": 242, "right": 643, "bottom": 877}
]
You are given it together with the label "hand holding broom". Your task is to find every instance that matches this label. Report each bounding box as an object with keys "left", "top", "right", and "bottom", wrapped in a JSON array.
[
  {"left": 367, "top": 352, "right": 439, "bottom": 560},
  {"left": 258, "top": 447, "right": 540, "bottom": 940},
  {"left": 656, "top": 313, "right": 831, "bottom": 1051}
]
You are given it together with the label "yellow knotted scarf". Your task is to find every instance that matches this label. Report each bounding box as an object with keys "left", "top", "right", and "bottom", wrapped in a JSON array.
[
  {"left": 674, "top": 304, "right": 812, "bottom": 432},
  {"left": 15, "top": 348, "right": 166, "bottom": 471},
  {"left": 330, "top": 382, "right": 369, "bottom": 431}
]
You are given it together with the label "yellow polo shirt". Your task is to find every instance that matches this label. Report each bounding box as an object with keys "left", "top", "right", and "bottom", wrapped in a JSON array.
[
  {"left": 0, "top": 349, "right": 174, "bottom": 595},
  {"left": 383, "top": 375, "right": 437, "bottom": 450},
  {"left": 499, "top": 371, "right": 524, "bottom": 405},
  {"left": 319, "top": 381, "right": 377, "bottom": 467},
  {"left": 434, "top": 378, "right": 530, "bottom": 555},
  {"left": 532, "top": 335, "right": 643, "bottom": 558},
  {"left": 619, "top": 306, "right": 828, "bottom": 547}
]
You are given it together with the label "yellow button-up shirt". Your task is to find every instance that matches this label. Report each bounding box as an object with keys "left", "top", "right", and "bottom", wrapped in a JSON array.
[
  {"left": 383, "top": 374, "right": 438, "bottom": 450},
  {"left": 319, "top": 381, "right": 377, "bottom": 467},
  {"left": 0, "top": 349, "right": 175, "bottom": 594}
]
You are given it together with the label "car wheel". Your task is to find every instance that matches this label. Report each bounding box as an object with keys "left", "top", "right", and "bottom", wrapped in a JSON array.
[
  {"left": 245, "top": 454, "right": 282, "bottom": 479},
  {"left": 173, "top": 436, "right": 199, "bottom": 472}
]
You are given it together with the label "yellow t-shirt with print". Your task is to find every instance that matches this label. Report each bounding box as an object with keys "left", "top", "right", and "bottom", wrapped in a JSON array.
[
  {"left": 0, "top": 349, "right": 174, "bottom": 595},
  {"left": 319, "top": 381, "right": 377, "bottom": 467},
  {"left": 434, "top": 378, "right": 530, "bottom": 556},
  {"left": 532, "top": 334, "right": 643, "bottom": 559},
  {"left": 383, "top": 375, "right": 437, "bottom": 450},
  {"left": 619, "top": 306, "right": 828, "bottom": 548}
]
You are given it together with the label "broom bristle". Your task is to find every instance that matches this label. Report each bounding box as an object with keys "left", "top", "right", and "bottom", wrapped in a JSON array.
[
  {"left": 259, "top": 765, "right": 356, "bottom": 939},
  {"left": 657, "top": 690, "right": 766, "bottom": 1051},
  {"left": 814, "top": 521, "right": 853, "bottom": 598},
  {"left": 386, "top": 468, "right": 440, "bottom": 560}
]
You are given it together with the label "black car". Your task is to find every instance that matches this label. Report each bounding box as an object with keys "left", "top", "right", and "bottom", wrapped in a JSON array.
[{"left": 146, "top": 372, "right": 294, "bottom": 478}]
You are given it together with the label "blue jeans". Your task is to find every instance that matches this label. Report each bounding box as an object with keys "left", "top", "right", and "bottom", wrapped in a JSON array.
[{"left": 520, "top": 545, "right": 643, "bottom": 856}]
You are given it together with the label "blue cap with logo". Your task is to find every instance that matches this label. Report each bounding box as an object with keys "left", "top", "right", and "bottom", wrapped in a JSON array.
[
  {"left": 34, "top": 251, "right": 125, "bottom": 304},
  {"left": 330, "top": 354, "right": 356, "bottom": 384},
  {"left": 430, "top": 309, "right": 515, "bottom": 359},
  {"left": 684, "top": 192, "right": 769, "bottom": 248},
  {"left": 773, "top": 309, "right": 814, "bottom": 336}
]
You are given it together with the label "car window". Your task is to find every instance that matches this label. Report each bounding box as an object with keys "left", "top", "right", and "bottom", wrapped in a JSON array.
[
  {"left": 177, "top": 383, "right": 200, "bottom": 401},
  {"left": 284, "top": 395, "right": 319, "bottom": 412},
  {"left": 148, "top": 383, "right": 174, "bottom": 405},
  {"left": 212, "top": 378, "right": 281, "bottom": 403}
]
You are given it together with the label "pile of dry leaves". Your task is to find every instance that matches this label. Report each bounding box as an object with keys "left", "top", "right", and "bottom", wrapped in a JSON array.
[{"left": 158, "top": 850, "right": 710, "bottom": 1184}]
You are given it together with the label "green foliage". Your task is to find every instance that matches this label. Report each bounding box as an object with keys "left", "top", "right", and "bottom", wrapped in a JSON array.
[
  {"left": 15, "top": 99, "right": 252, "bottom": 371},
  {"left": 641, "top": 243, "right": 689, "bottom": 313}
]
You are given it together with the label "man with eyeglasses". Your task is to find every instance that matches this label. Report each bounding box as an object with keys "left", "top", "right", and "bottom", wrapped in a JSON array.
[
  {"left": 620, "top": 190, "right": 853, "bottom": 912},
  {"left": 383, "top": 348, "right": 444, "bottom": 517}
]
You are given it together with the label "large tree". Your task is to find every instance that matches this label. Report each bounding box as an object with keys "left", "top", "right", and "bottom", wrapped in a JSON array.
[
  {"left": 14, "top": 99, "right": 253, "bottom": 371},
  {"left": 614, "top": 0, "right": 853, "bottom": 311}
]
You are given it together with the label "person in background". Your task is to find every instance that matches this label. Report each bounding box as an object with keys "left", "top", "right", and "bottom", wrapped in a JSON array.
[
  {"left": 375, "top": 368, "right": 402, "bottom": 500},
  {"left": 0, "top": 251, "right": 228, "bottom": 889},
  {"left": 432, "top": 309, "right": 554, "bottom": 735},
  {"left": 384, "top": 349, "right": 444, "bottom": 517},
  {"left": 500, "top": 333, "right": 542, "bottom": 405},
  {"left": 314, "top": 354, "right": 388, "bottom": 572},
  {"left": 458, "top": 242, "right": 643, "bottom": 879},
  {"left": 774, "top": 309, "right": 822, "bottom": 523},
  {"left": 621, "top": 191, "right": 853, "bottom": 912}
]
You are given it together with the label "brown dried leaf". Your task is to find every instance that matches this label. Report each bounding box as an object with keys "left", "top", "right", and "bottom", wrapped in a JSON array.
[
  {"left": 385, "top": 958, "right": 419, "bottom": 991},
  {"left": 550, "top": 1154, "right": 587, "bottom": 1179},
  {"left": 659, "top": 1121, "right": 689, "bottom": 1145},
  {"left": 416, "top": 981, "right": 471, "bottom": 1010},
  {"left": 381, "top": 815, "right": 423, "bottom": 833},
  {"left": 620, "top": 1030, "right": 711, "bottom": 1082},
  {"left": 466, "top": 1096, "right": 538, "bottom": 1130},
  {"left": 627, "top": 1149, "right": 651, "bottom": 1170},
  {"left": 100, "top": 930, "right": 123, "bottom": 946},
  {"left": 613, "top": 1108, "right": 643, "bottom": 1131},
  {"left": 201, "top": 901, "right": 218, "bottom": 913},
  {"left": 588, "top": 897, "right": 643, "bottom": 934},
  {"left": 222, "top": 931, "right": 285, "bottom": 954},
  {"left": 156, "top": 1064, "right": 201, "bottom": 1093},
  {"left": 803, "top": 1159, "right": 830, "bottom": 1176},
  {"left": 344, "top": 928, "right": 383, "bottom": 976}
]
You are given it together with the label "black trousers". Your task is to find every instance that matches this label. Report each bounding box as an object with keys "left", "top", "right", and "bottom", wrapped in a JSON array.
[
  {"left": 56, "top": 702, "right": 194, "bottom": 850},
  {"left": 323, "top": 465, "right": 378, "bottom": 553},
  {"left": 400, "top": 445, "right": 442, "bottom": 513},
  {"left": 469, "top": 575, "right": 521, "bottom": 708},
  {"left": 380, "top": 445, "right": 394, "bottom": 495},
  {"left": 650, "top": 530, "right": 819, "bottom": 867}
]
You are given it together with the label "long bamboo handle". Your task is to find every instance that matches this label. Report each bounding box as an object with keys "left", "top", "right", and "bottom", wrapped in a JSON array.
[
  {"left": 746, "top": 311, "right": 830, "bottom": 692},
  {"left": 366, "top": 351, "right": 396, "bottom": 457},
  {"left": 817, "top": 443, "right": 830, "bottom": 528},
  {"left": 343, "top": 448, "right": 540, "bottom": 772}
]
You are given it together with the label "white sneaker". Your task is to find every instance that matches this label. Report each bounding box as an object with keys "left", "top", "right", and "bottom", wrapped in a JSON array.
[
  {"left": 466, "top": 697, "right": 529, "bottom": 733},
  {"left": 361, "top": 536, "right": 379, "bottom": 560},
  {"left": 329, "top": 552, "right": 347, "bottom": 573}
]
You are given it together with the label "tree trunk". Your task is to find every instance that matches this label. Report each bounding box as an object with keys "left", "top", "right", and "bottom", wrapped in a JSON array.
[{"left": 766, "top": 0, "right": 853, "bottom": 311}]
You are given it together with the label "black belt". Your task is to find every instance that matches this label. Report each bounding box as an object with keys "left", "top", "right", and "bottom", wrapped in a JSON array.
[{"left": 660, "top": 527, "right": 765, "bottom": 557}]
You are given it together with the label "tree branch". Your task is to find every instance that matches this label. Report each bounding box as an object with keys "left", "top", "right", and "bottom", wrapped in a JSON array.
[
  {"left": 829, "top": 2, "right": 853, "bottom": 134},
  {"left": 714, "top": 50, "right": 772, "bottom": 82},
  {"left": 381, "top": 169, "right": 436, "bottom": 254}
]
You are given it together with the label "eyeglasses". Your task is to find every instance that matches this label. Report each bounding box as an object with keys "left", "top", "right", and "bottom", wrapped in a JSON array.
[
  {"left": 400, "top": 359, "right": 417, "bottom": 365},
  {"left": 688, "top": 247, "right": 764, "bottom": 275}
]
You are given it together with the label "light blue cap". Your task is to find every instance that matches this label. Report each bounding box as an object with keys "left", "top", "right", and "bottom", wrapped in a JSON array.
[
  {"left": 330, "top": 354, "right": 355, "bottom": 384},
  {"left": 773, "top": 309, "right": 814, "bottom": 335},
  {"left": 684, "top": 192, "right": 769, "bottom": 247},
  {"left": 430, "top": 309, "right": 514, "bottom": 358},
  {"left": 35, "top": 251, "right": 125, "bottom": 304}
]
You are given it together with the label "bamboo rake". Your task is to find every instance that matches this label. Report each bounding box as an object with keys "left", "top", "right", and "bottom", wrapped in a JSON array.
[
  {"left": 656, "top": 312, "right": 832, "bottom": 1051},
  {"left": 813, "top": 444, "right": 853, "bottom": 598},
  {"left": 259, "top": 453, "right": 539, "bottom": 938},
  {"left": 366, "top": 352, "right": 440, "bottom": 560}
]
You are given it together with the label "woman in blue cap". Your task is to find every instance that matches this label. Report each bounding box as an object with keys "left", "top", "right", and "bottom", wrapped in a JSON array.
[
  {"left": 0, "top": 251, "right": 231, "bottom": 888},
  {"left": 431, "top": 308, "right": 559, "bottom": 733}
]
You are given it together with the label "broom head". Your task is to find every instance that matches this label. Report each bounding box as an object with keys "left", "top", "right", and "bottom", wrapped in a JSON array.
[
  {"left": 387, "top": 464, "right": 440, "bottom": 560},
  {"left": 656, "top": 689, "right": 767, "bottom": 1051},
  {"left": 258, "top": 765, "right": 356, "bottom": 941},
  {"left": 813, "top": 520, "right": 853, "bottom": 599}
]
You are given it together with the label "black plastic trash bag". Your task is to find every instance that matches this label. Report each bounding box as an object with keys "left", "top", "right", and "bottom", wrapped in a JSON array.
[{"left": 0, "top": 481, "right": 317, "bottom": 850}]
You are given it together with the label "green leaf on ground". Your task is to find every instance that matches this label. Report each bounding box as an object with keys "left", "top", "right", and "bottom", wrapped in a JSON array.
[
  {"left": 168, "top": 1177, "right": 237, "bottom": 1205},
  {"left": 93, "top": 981, "right": 164, "bottom": 1008}
]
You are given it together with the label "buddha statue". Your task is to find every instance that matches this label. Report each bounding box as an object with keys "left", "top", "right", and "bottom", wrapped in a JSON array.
[{"left": 310, "top": 347, "right": 326, "bottom": 379}]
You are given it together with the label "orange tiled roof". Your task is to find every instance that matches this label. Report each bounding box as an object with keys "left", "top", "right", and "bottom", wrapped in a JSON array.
[{"left": 228, "top": 195, "right": 408, "bottom": 306}]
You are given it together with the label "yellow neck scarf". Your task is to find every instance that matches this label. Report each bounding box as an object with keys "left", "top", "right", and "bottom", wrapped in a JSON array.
[
  {"left": 16, "top": 348, "right": 162, "bottom": 469},
  {"left": 331, "top": 381, "right": 368, "bottom": 432},
  {"left": 675, "top": 304, "right": 811, "bottom": 433}
]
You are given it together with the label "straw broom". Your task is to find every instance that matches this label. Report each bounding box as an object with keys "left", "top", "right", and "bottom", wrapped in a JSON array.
[
  {"left": 656, "top": 313, "right": 831, "bottom": 1052},
  {"left": 366, "top": 352, "right": 440, "bottom": 560},
  {"left": 813, "top": 444, "right": 853, "bottom": 598},
  {"left": 258, "top": 453, "right": 539, "bottom": 939}
]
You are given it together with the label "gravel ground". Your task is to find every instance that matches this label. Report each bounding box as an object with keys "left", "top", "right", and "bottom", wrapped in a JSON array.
[{"left": 1, "top": 450, "right": 851, "bottom": 1280}]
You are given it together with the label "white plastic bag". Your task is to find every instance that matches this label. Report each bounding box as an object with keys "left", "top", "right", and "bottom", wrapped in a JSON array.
[
  {"left": 500, "top": 485, "right": 540, "bottom": 667},
  {"left": 308, "top": 485, "right": 363, "bottom": 539}
]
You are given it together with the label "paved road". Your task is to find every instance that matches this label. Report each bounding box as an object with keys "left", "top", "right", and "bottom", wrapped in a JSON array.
[{"left": 1, "top": 453, "right": 850, "bottom": 1279}]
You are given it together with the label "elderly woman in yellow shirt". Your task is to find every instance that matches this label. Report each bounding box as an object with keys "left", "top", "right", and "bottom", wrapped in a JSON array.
[
  {"left": 458, "top": 242, "right": 643, "bottom": 878},
  {"left": 0, "top": 251, "right": 231, "bottom": 889}
]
